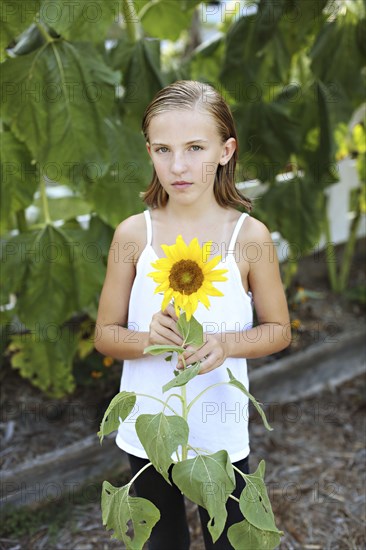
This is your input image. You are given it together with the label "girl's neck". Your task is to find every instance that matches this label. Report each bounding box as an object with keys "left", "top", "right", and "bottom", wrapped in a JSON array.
[{"left": 163, "top": 197, "right": 224, "bottom": 224}]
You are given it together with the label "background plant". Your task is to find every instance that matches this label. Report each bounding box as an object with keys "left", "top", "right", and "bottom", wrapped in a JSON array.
[{"left": 1, "top": 0, "right": 365, "bottom": 397}]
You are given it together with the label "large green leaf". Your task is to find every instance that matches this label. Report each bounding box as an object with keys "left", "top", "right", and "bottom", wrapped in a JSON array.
[
  {"left": 172, "top": 450, "right": 235, "bottom": 542},
  {"left": 59, "top": 224, "right": 107, "bottom": 312},
  {"left": 140, "top": 0, "right": 201, "bottom": 41},
  {"left": 2, "top": 223, "right": 106, "bottom": 327},
  {"left": 188, "top": 36, "right": 225, "bottom": 84},
  {"left": 121, "top": 38, "right": 165, "bottom": 128},
  {"left": 0, "top": 130, "right": 38, "bottom": 231},
  {"left": 257, "top": 174, "right": 325, "bottom": 255},
  {"left": 234, "top": 101, "right": 300, "bottom": 180},
  {"left": 40, "top": 0, "right": 117, "bottom": 42},
  {"left": 228, "top": 518, "right": 282, "bottom": 550},
  {"left": 98, "top": 391, "right": 136, "bottom": 443},
  {"left": 220, "top": 2, "right": 288, "bottom": 92},
  {"left": 238, "top": 461, "right": 278, "bottom": 532},
  {"left": 135, "top": 413, "right": 189, "bottom": 483},
  {"left": 101, "top": 481, "right": 160, "bottom": 549},
  {"left": 0, "top": 0, "right": 36, "bottom": 60},
  {"left": 88, "top": 122, "right": 150, "bottom": 226},
  {"left": 1, "top": 41, "right": 120, "bottom": 184},
  {"left": 8, "top": 329, "right": 77, "bottom": 397},
  {"left": 310, "top": 8, "right": 366, "bottom": 107}
]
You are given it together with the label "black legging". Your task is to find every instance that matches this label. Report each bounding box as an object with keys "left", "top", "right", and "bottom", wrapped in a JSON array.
[{"left": 127, "top": 453, "right": 249, "bottom": 550}]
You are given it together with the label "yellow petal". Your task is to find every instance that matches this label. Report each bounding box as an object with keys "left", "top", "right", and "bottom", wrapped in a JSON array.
[
  {"left": 197, "top": 289, "right": 211, "bottom": 308},
  {"left": 202, "top": 254, "right": 222, "bottom": 272},
  {"left": 161, "top": 289, "right": 174, "bottom": 311}
]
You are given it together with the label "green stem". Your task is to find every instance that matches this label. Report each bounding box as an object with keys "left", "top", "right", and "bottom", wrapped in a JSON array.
[
  {"left": 40, "top": 176, "right": 52, "bottom": 225},
  {"left": 338, "top": 189, "right": 362, "bottom": 292},
  {"left": 187, "top": 382, "right": 228, "bottom": 415},
  {"left": 137, "top": 393, "right": 179, "bottom": 416},
  {"left": 164, "top": 392, "right": 185, "bottom": 408},
  {"left": 232, "top": 464, "right": 247, "bottom": 479},
  {"left": 228, "top": 494, "right": 240, "bottom": 503},
  {"left": 123, "top": 0, "right": 142, "bottom": 41},
  {"left": 35, "top": 22, "right": 54, "bottom": 44},
  {"left": 16, "top": 209, "right": 28, "bottom": 232},
  {"left": 180, "top": 354, "right": 188, "bottom": 460},
  {"left": 128, "top": 461, "right": 153, "bottom": 486},
  {"left": 283, "top": 260, "right": 298, "bottom": 289},
  {"left": 323, "top": 198, "right": 339, "bottom": 292}
]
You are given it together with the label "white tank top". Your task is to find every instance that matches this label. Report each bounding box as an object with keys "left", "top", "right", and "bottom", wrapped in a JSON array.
[{"left": 116, "top": 210, "right": 253, "bottom": 462}]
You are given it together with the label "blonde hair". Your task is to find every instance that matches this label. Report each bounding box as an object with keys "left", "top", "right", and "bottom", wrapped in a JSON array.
[{"left": 140, "top": 80, "right": 252, "bottom": 211}]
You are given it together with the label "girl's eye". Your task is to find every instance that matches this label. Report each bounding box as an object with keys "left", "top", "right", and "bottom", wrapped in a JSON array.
[
  {"left": 155, "top": 147, "right": 169, "bottom": 153},
  {"left": 190, "top": 145, "right": 202, "bottom": 151}
]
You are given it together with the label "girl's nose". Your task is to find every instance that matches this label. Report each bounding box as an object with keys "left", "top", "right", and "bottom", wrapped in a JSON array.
[{"left": 171, "top": 152, "right": 187, "bottom": 175}]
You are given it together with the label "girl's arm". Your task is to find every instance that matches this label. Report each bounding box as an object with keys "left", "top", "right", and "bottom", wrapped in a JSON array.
[
  {"left": 94, "top": 216, "right": 147, "bottom": 360},
  {"left": 179, "top": 218, "right": 291, "bottom": 373},
  {"left": 94, "top": 216, "right": 182, "bottom": 360}
]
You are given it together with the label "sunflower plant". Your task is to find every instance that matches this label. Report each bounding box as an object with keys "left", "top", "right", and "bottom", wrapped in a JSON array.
[{"left": 98, "top": 236, "right": 283, "bottom": 550}]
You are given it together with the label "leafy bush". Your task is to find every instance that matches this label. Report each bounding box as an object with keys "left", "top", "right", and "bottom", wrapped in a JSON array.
[{"left": 1, "top": 0, "right": 365, "bottom": 396}]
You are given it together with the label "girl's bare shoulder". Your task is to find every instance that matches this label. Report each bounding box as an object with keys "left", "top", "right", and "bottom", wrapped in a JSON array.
[
  {"left": 114, "top": 212, "right": 146, "bottom": 239},
  {"left": 240, "top": 214, "right": 272, "bottom": 242},
  {"left": 112, "top": 212, "right": 147, "bottom": 263}
]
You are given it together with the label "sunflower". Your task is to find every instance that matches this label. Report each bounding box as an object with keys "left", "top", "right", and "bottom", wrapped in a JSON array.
[{"left": 148, "top": 235, "right": 228, "bottom": 320}]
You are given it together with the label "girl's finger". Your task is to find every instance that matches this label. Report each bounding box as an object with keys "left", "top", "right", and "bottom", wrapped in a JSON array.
[{"left": 162, "top": 304, "right": 178, "bottom": 321}]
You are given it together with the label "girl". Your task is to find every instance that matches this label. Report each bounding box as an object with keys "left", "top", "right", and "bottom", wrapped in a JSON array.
[{"left": 95, "top": 80, "right": 290, "bottom": 549}]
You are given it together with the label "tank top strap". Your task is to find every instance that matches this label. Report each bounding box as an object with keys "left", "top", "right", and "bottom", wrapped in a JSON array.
[
  {"left": 144, "top": 210, "right": 153, "bottom": 245},
  {"left": 228, "top": 212, "right": 249, "bottom": 252}
]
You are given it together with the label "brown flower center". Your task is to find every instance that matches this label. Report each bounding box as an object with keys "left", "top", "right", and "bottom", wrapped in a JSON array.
[{"left": 169, "top": 260, "right": 204, "bottom": 294}]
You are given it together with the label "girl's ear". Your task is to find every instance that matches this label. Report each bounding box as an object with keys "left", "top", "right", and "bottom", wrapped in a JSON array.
[
  {"left": 146, "top": 142, "right": 152, "bottom": 157},
  {"left": 220, "top": 137, "right": 236, "bottom": 166}
]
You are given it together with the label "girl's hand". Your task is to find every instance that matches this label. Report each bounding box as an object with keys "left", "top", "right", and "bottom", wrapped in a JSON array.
[
  {"left": 177, "top": 334, "right": 228, "bottom": 375},
  {"left": 148, "top": 304, "right": 184, "bottom": 347}
]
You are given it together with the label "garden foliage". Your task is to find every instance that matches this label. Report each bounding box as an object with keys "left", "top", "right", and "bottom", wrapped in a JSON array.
[{"left": 1, "top": 0, "right": 365, "bottom": 396}]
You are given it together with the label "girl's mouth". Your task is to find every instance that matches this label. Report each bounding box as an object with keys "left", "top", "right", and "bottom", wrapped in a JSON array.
[{"left": 172, "top": 181, "right": 193, "bottom": 189}]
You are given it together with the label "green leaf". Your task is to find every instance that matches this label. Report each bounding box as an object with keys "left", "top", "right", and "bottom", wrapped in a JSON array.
[
  {"left": 234, "top": 101, "right": 300, "bottom": 176},
  {"left": 98, "top": 391, "right": 136, "bottom": 443},
  {"left": 144, "top": 344, "right": 186, "bottom": 355},
  {"left": 121, "top": 39, "right": 165, "bottom": 128},
  {"left": 0, "top": 129, "right": 38, "bottom": 232},
  {"left": 2, "top": 221, "right": 108, "bottom": 327},
  {"left": 33, "top": 196, "right": 91, "bottom": 224},
  {"left": 228, "top": 518, "right": 282, "bottom": 550},
  {"left": 59, "top": 224, "right": 107, "bottom": 313},
  {"left": 172, "top": 450, "right": 235, "bottom": 542},
  {"left": 135, "top": 413, "right": 189, "bottom": 483},
  {"left": 226, "top": 369, "right": 272, "bottom": 431},
  {"left": 239, "top": 461, "right": 279, "bottom": 532},
  {"left": 140, "top": 0, "right": 201, "bottom": 41},
  {"left": 177, "top": 313, "right": 204, "bottom": 347},
  {"left": 1, "top": 41, "right": 120, "bottom": 184},
  {"left": 0, "top": 0, "right": 36, "bottom": 60},
  {"left": 40, "top": 0, "right": 118, "bottom": 43},
  {"left": 101, "top": 481, "right": 160, "bottom": 549},
  {"left": 162, "top": 362, "right": 201, "bottom": 392},
  {"left": 220, "top": 4, "right": 286, "bottom": 91},
  {"left": 189, "top": 36, "right": 225, "bottom": 84},
  {"left": 257, "top": 175, "right": 325, "bottom": 256},
  {"left": 310, "top": 10, "right": 366, "bottom": 106},
  {"left": 12, "top": 225, "right": 78, "bottom": 326},
  {"left": 88, "top": 123, "right": 150, "bottom": 227},
  {"left": 8, "top": 330, "right": 76, "bottom": 397}
]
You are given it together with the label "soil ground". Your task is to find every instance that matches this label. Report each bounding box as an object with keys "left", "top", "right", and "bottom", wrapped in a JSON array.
[
  {"left": 0, "top": 240, "right": 365, "bottom": 548},
  {"left": 0, "top": 374, "right": 365, "bottom": 549}
]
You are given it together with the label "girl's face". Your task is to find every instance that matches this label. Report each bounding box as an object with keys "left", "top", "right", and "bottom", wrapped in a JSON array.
[{"left": 146, "top": 108, "right": 236, "bottom": 205}]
